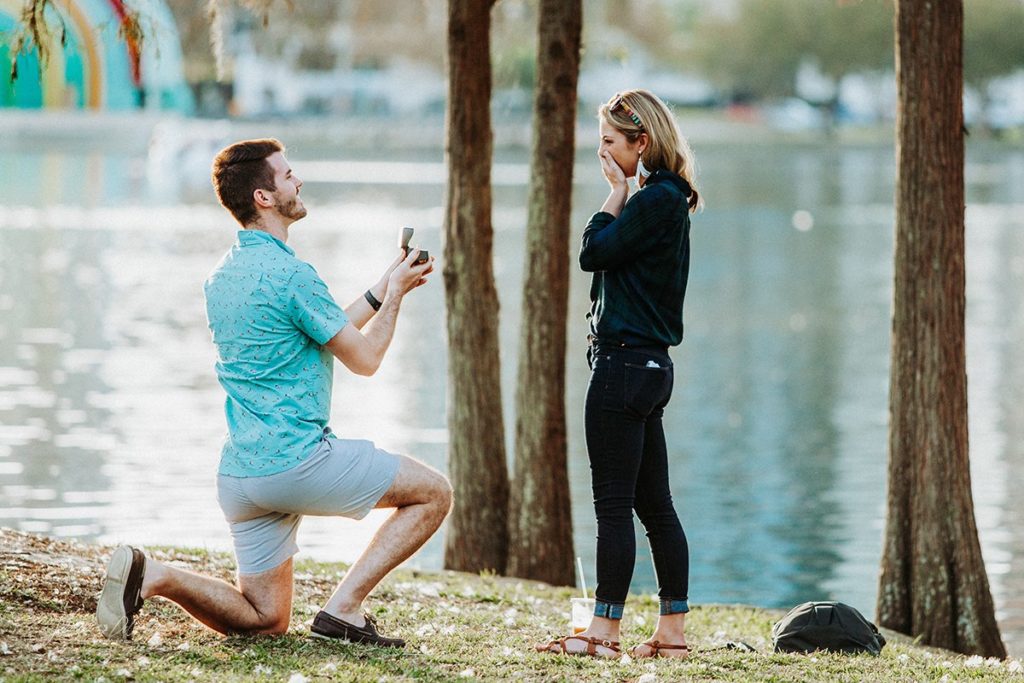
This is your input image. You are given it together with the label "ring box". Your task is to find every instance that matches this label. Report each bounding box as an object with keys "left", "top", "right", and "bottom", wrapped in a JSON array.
[{"left": 400, "top": 227, "right": 429, "bottom": 264}]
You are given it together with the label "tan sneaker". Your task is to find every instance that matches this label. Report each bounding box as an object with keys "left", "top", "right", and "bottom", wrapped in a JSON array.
[{"left": 96, "top": 545, "right": 146, "bottom": 640}]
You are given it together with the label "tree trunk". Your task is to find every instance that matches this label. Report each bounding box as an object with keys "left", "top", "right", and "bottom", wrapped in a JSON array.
[
  {"left": 877, "top": 0, "right": 1006, "bottom": 658},
  {"left": 442, "top": 0, "right": 510, "bottom": 574},
  {"left": 506, "top": 0, "right": 582, "bottom": 587}
]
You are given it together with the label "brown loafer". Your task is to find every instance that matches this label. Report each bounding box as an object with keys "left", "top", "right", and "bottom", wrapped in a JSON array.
[
  {"left": 310, "top": 611, "right": 405, "bottom": 648},
  {"left": 96, "top": 545, "right": 146, "bottom": 640}
]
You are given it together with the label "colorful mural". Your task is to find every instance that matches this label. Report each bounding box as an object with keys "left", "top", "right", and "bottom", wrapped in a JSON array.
[{"left": 0, "top": 0, "right": 191, "bottom": 112}]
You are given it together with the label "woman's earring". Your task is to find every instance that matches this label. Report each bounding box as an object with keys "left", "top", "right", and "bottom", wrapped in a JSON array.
[{"left": 637, "top": 156, "right": 651, "bottom": 180}]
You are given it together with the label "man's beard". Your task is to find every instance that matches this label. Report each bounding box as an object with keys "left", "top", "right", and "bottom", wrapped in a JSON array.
[{"left": 278, "top": 194, "right": 307, "bottom": 222}]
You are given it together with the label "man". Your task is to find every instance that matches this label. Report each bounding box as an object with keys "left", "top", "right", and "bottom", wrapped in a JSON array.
[{"left": 96, "top": 138, "right": 451, "bottom": 647}]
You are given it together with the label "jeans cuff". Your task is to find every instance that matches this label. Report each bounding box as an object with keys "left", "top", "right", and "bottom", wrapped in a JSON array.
[
  {"left": 660, "top": 598, "right": 689, "bottom": 615},
  {"left": 594, "top": 600, "right": 624, "bottom": 620}
]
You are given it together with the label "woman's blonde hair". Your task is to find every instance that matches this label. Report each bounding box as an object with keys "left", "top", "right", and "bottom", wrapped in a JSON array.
[{"left": 599, "top": 89, "right": 702, "bottom": 212}]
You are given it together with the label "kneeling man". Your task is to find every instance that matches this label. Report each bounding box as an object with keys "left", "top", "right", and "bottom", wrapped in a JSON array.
[{"left": 96, "top": 138, "right": 451, "bottom": 647}]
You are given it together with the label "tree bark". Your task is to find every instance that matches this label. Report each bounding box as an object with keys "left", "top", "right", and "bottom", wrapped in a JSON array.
[
  {"left": 442, "top": 0, "right": 510, "bottom": 574},
  {"left": 878, "top": 0, "right": 1006, "bottom": 658},
  {"left": 506, "top": 0, "right": 582, "bottom": 587}
]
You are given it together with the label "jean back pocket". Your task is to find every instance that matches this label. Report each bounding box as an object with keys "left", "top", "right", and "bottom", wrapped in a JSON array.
[{"left": 623, "top": 362, "right": 673, "bottom": 418}]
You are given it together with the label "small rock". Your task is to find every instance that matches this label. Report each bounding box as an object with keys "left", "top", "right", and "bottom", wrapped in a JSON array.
[
  {"left": 30, "top": 644, "right": 45, "bottom": 654},
  {"left": 637, "top": 674, "right": 658, "bottom": 683},
  {"left": 146, "top": 632, "right": 163, "bottom": 647},
  {"left": 0, "top": 642, "right": 10, "bottom": 656},
  {"left": 458, "top": 668, "right": 475, "bottom": 678},
  {"left": 287, "top": 674, "right": 309, "bottom": 683}
]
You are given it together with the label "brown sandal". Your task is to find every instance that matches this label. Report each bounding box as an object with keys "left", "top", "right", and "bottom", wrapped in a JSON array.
[
  {"left": 630, "top": 640, "right": 690, "bottom": 658},
  {"left": 535, "top": 635, "right": 621, "bottom": 658}
]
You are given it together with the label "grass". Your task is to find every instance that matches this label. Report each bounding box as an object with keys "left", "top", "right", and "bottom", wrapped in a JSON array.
[{"left": 1, "top": 529, "right": 1022, "bottom": 682}]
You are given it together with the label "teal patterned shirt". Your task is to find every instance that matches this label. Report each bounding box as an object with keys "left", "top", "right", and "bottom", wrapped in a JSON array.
[{"left": 204, "top": 229, "right": 349, "bottom": 477}]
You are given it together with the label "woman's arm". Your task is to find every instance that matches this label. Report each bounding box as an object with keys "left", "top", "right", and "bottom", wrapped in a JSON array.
[{"left": 579, "top": 183, "right": 670, "bottom": 272}]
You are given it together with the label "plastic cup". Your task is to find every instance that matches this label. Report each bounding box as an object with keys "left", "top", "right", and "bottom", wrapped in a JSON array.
[{"left": 570, "top": 597, "right": 594, "bottom": 635}]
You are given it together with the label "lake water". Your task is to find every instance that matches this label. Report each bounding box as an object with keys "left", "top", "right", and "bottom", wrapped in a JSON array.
[{"left": 1, "top": 115, "right": 1022, "bottom": 655}]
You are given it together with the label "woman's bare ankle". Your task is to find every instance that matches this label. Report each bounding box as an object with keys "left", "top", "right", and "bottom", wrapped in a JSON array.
[{"left": 581, "top": 617, "right": 620, "bottom": 642}]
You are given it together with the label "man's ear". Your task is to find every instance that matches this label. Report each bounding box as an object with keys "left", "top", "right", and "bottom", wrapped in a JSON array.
[{"left": 253, "top": 188, "right": 274, "bottom": 209}]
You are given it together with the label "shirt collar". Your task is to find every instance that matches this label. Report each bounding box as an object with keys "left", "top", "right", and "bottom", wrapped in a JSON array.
[
  {"left": 645, "top": 169, "right": 692, "bottom": 196},
  {"left": 236, "top": 229, "right": 295, "bottom": 256}
]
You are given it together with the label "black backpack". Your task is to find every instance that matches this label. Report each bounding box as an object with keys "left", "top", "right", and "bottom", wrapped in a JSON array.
[{"left": 771, "top": 601, "right": 886, "bottom": 655}]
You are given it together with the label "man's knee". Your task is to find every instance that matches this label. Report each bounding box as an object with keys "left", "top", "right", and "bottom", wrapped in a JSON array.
[
  {"left": 256, "top": 613, "right": 291, "bottom": 636},
  {"left": 420, "top": 469, "right": 453, "bottom": 517},
  {"left": 237, "top": 561, "right": 293, "bottom": 636},
  {"left": 381, "top": 457, "right": 453, "bottom": 511},
  {"left": 434, "top": 473, "right": 454, "bottom": 513},
  {"left": 236, "top": 603, "right": 291, "bottom": 636}
]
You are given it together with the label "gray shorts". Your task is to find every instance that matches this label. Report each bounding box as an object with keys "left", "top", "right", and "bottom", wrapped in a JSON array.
[{"left": 216, "top": 435, "right": 401, "bottom": 575}]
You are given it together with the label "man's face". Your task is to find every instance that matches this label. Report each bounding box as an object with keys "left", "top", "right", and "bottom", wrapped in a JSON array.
[{"left": 265, "top": 152, "right": 306, "bottom": 222}]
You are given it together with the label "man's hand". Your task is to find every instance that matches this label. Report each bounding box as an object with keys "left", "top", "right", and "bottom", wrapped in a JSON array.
[
  {"left": 373, "top": 250, "right": 405, "bottom": 299},
  {"left": 387, "top": 249, "right": 434, "bottom": 300}
]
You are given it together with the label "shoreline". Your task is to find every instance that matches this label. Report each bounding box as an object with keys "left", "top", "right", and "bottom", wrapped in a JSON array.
[{"left": 0, "top": 108, "right": 900, "bottom": 152}]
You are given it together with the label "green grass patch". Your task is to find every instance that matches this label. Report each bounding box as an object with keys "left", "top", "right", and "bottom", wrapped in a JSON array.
[{"left": 1, "top": 529, "right": 1022, "bottom": 681}]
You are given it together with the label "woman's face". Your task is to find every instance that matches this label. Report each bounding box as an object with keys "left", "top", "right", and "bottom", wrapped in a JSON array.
[{"left": 599, "top": 119, "right": 644, "bottom": 177}]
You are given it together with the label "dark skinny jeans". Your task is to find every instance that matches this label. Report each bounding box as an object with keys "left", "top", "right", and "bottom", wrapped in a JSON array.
[{"left": 585, "top": 344, "right": 690, "bottom": 619}]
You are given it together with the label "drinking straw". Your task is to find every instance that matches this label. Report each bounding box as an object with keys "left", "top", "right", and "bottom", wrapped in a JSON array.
[{"left": 576, "top": 557, "right": 588, "bottom": 599}]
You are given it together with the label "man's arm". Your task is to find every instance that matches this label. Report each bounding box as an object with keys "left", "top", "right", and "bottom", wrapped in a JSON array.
[
  {"left": 343, "top": 251, "right": 403, "bottom": 330},
  {"left": 326, "top": 250, "right": 432, "bottom": 376}
]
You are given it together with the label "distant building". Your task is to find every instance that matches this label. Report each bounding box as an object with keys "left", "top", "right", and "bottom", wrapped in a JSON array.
[{"left": 0, "top": 0, "right": 192, "bottom": 112}]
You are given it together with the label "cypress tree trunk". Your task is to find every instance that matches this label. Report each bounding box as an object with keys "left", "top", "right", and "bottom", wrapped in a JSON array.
[
  {"left": 441, "top": 0, "right": 510, "bottom": 574},
  {"left": 877, "top": 0, "right": 1006, "bottom": 658},
  {"left": 506, "top": 0, "right": 582, "bottom": 586}
]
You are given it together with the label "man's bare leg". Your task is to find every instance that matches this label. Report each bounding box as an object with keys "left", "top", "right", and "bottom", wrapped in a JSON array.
[
  {"left": 140, "top": 557, "right": 294, "bottom": 635},
  {"left": 321, "top": 455, "right": 452, "bottom": 624}
]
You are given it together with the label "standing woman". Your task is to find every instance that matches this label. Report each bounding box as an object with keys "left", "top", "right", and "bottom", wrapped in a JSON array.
[{"left": 537, "top": 89, "right": 702, "bottom": 659}]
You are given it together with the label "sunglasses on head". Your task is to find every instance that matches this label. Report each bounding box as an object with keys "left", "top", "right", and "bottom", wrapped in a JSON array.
[{"left": 610, "top": 94, "right": 644, "bottom": 129}]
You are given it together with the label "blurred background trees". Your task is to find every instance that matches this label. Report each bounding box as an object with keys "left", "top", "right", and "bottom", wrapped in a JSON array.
[{"left": 8, "top": 0, "right": 1024, "bottom": 130}]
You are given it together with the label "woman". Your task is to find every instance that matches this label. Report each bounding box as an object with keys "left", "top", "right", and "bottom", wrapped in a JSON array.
[{"left": 537, "top": 89, "right": 701, "bottom": 659}]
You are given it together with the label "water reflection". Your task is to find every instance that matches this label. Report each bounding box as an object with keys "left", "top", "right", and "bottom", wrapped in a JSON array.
[{"left": 0, "top": 131, "right": 1022, "bottom": 655}]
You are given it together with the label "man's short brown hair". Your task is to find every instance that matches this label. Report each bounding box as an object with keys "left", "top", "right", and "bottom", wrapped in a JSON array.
[{"left": 211, "top": 138, "right": 284, "bottom": 226}]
